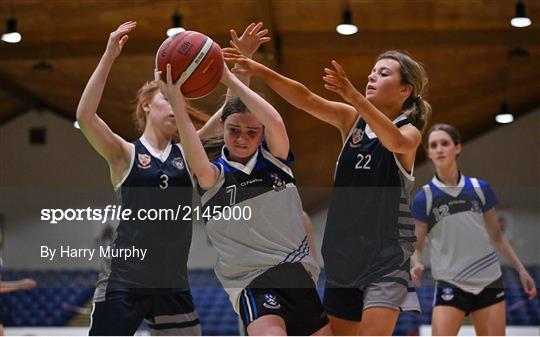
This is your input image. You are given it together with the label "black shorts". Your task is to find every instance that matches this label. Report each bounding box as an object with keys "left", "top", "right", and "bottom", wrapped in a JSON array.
[
  {"left": 0, "top": 294, "right": 6, "bottom": 324},
  {"left": 434, "top": 277, "right": 505, "bottom": 315},
  {"left": 90, "top": 290, "right": 200, "bottom": 335},
  {"left": 239, "top": 263, "right": 328, "bottom": 336}
]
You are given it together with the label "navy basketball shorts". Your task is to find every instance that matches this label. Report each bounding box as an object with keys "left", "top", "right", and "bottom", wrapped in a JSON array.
[
  {"left": 0, "top": 294, "right": 7, "bottom": 325},
  {"left": 433, "top": 277, "right": 505, "bottom": 315},
  {"left": 239, "top": 263, "right": 329, "bottom": 336},
  {"left": 323, "top": 268, "right": 421, "bottom": 321},
  {"left": 89, "top": 290, "right": 200, "bottom": 336}
]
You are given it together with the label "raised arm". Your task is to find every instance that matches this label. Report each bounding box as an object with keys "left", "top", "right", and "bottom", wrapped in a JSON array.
[
  {"left": 76, "top": 21, "right": 135, "bottom": 184},
  {"left": 222, "top": 50, "right": 358, "bottom": 140},
  {"left": 198, "top": 22, "right": 271, "bottom": 140},
  {"left": 157, "top": 66, "right": 219, "bottom": 189},
  {"left": 221, "top": 64, "right": 289, "bottom": 160},
  {"left": 484, "top": 209, "right": 537, "bottom": 299},
  {"left": 323, "top": 60, "right": 421, "bottom": 155}
]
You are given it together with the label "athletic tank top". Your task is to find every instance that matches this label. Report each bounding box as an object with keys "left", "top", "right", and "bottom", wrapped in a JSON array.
[
  {"left": 322, "top": 114, "right": 416, "bottom": 288},
  {"left": 94, "top": 137, "right": 194, "bottom": 301}
]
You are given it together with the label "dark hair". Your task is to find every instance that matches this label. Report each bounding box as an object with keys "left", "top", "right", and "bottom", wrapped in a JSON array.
[
  {"left": 201, "top": 135, "right": 224, "bottom": 161},
  {"left": 377, "top": 50, "right": 431, "bottom": 133},
  {"left": 221, "top": 96, "right": 249, "bottom": 122},
  {"left": 425, "top": 123, "right": 462, "bottom": 148}
]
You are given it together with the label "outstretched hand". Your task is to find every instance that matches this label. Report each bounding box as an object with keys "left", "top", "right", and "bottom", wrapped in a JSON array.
[
  {"left": 230, "top": 22, "right": 271, "bottom": 58},
  {"left": 323, "top": 60, "right": 362, "bottom": 104},
  {"left": 105, "top": 21, "right": 136, "bottom": 59},
  {"left": 222, "top": 48, "right": 264, "bottom": 77},
  {"left": 19, "top": 278, "right": 37, "bottom": 290},
  {"left": 154, "top": 64, "right": 187, "bottom": 105}
]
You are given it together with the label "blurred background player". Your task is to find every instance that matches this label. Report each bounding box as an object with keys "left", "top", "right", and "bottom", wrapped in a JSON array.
[
  {"left": 0, "top": 256, "right": 37, "bottom": 336},
  {"left": 410, "top": 123, "right": 537, "bottom": 335}
]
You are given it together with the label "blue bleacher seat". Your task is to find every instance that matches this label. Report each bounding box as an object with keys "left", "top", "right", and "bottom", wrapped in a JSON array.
[{"left": 2, "top": 265, "right": 538, "bottom": 334}]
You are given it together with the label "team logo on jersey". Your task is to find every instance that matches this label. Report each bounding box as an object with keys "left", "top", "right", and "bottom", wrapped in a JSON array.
[
  {"left": 137, "top": 153, "right": 151, "bottom": 169},
  {"left": 171, "top": 157, "right": 185, "bottom": 170},
  {"left": 441, "top": 288, "right": 454, "bottom": 301},
  {"left": 270, "top": 172, "right": 286, "bottom": 192},
  {"left": 470, "top": 200, "right": 482, "bottom": 213},
  {"left": 263, "top": 293, "right": 281, "bottom": 310},
  {"left": 348, "top": 127, "right": 364, "bottom": 148}
]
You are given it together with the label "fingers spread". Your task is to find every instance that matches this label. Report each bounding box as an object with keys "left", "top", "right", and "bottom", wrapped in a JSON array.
[
  {"left": 179, "top": 71, "right": 190, "bottom": 85},
  {"left": 324, "top": 68, "right": 336, "bottom": 75},
  {"left": 230, "top": 29, "right": 239, "bottom": 43},
  {"left": 256, "top": 28, "right": 269, "bottom": 38},
  {"left": 331, "top": 60, "right": 346, "bottom": 75},
  {"left": 243, "top": 23, "right": 256, "bottom": 35},
  {"left": 166, "top": 64, "right": 173, "bottom": 84},
  {"left": 250, "top": 22, "right": 262, "bottom": 35}
]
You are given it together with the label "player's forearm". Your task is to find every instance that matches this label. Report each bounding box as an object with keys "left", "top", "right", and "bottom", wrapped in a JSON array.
[
  {"left": 494, "top": 236, "right": 526, "bottom": 273},
  {"left": 0, "top": 281, "right": 24, "bottom": 293},
  {"left": 257, "top": 65, "right": 314, "bottom": 111},
  {"left": 76, "top": 53, "right": 115, "bottom": 122},
  {"left": 171, "top": 100, "right": 215, "bottom": 178},
  {"left": 225, "top": 73, "right": 283, "bottom": 128},
  {"left": 348, "top": 92, "right": 413, "bottom": 153}
]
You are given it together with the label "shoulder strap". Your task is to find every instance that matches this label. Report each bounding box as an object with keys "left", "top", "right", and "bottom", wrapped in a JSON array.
[
  {"left": 470, "top": 177, "right": 486, "bottom": 206},
  {"left": 260, "top": 147, "right": 294, "bottom": 179},
  {"left": 422, "top": 184, "right": 432, "bottom": 217}
]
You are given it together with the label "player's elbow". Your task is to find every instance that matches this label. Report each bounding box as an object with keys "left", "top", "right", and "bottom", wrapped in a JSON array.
[
  {"left": 385, "top": 137, "right": 414, "bottom": 154},
  {"left": 194, "top": 168, "right": 217, "bottom": 190},
  {"left": 265, "top": 113, "right": 285, "bottom": 130},
  {"left": 76, "top": 107, "right": 94, "bottom": 126}
]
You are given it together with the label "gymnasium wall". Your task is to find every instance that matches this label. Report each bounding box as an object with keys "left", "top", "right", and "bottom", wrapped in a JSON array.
[{"left": 0, "top": 108, "right": 538, "bottom": 269}]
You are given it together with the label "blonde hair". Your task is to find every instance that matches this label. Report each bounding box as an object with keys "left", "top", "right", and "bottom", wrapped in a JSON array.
[
  {"left": 377, "top": 50, "right": 431, "bottom": 133},
  {"left": 133, "top": 80, "right": 202, "bottom": 133}
]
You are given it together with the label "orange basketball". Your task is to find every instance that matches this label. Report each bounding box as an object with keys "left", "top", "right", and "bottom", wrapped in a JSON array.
[{"left": 156, "top": 31, "right": 223, "bottom": 99}]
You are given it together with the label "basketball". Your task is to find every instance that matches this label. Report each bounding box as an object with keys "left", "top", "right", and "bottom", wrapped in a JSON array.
[{"left": 156, "top": 31, "right": 224, "bottom": 99}]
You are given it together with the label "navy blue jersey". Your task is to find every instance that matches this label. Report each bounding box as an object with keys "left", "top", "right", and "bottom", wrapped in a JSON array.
[
  {"left": 322, "top": 115, "right": 416, "bottom": 288},
  {"left": 94, "top": 137, "right": 194, "bottom": 301},
  {"left": 411, "top": 174, "right": 501, "bottom": 292}
]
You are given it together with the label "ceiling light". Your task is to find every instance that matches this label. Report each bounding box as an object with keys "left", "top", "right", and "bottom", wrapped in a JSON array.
[
  {"left": 495, "top": 102, "right": 514, "bottom": 124},
  {"left": 166, "top": 12, "right": 185, "bottom": 37},
  {"left": 1, "top": 17, "right": 21, "bottom": 43},
  {"left": 336, "top": 9, "right": 358, "bottom": 36},
  {"left": 511, "top": 1, "right": 532, "bottom": 27}
]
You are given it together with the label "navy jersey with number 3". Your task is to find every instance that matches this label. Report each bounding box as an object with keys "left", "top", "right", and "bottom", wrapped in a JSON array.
[
  {"left": 322, "top": 115, "right": 416, "bottom": 288},
  {"left": 94, "top": 137, "right": 194, "bottom": 301}
]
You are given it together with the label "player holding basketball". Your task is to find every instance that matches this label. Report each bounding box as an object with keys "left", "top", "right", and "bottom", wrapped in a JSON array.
[
  {"left": 410, "top": 123, "right": 537, "bottom": 335},
  {"left": 155, "top": 57, "right": 332, "bottom": 335},
  {"left": 76, "top": 21, "right": 269, "bottom": 335},
  {"left": 223, "top": 49, "right": 430, "bottom": 335}
]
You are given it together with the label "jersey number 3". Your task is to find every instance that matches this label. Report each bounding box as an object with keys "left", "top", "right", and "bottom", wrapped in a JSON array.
[
  {"left": 355, "top": 154, "right": 372, "bottom": 170},
  {"left": 159, "top": 174, "right": 169, "bottom": 190}
]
